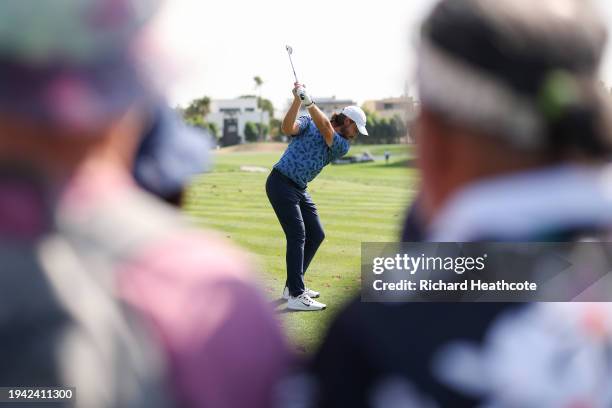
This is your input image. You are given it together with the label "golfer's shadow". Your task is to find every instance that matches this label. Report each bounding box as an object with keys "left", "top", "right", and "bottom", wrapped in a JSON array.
[
  {"left": 270, "top": 297, "right": 302, "bottom": 313},
  {"left": 270, "top": 298, "right": 285, "bottom": 307}
]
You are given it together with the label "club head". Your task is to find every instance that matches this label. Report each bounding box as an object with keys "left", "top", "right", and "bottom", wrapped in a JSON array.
[{"left": 286, "top": 45, "right": 293, "bottom": 55}]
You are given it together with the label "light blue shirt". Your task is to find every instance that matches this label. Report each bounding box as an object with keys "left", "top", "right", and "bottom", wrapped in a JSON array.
[{"left": 274, "top": 115, "right": 350, "bottom": 188}]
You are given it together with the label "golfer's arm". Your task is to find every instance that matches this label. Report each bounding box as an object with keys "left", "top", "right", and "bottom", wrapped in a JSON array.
[
  {"left": 307, "top": 105, "right": 334, "bottom": 146},
  {"left": 281, "top": 99, "right": 302, "bottom": 135}
]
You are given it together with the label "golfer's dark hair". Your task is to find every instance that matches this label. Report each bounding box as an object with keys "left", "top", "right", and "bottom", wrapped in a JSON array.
[
  {"left": 420, "top": 0, "right": 612, "bottom": 159},
  {"left": 331, "top": 113, "right": 349, "bottom": 127}
]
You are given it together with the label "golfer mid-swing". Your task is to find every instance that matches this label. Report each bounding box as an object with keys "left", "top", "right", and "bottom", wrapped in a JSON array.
[{"left": 266, "top": 82, "right": 368, "bottom": 311}]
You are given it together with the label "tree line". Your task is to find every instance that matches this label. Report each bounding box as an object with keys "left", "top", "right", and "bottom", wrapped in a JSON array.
[{"left": 178, "top": 93, "right": 411, "bottom": 145}]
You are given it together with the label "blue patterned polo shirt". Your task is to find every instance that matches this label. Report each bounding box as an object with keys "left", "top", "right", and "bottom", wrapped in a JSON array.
[{"left": 273, "top": 115, "right": 351, "bottom": 188}]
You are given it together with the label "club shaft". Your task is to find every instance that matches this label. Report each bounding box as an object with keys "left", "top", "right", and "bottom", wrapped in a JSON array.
[{"left": 287, "top": 53, "right": 299, "bottom": 83}]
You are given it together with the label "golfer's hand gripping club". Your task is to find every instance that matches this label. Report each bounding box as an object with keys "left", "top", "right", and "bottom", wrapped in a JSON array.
[{"left": 295, "top": 85, "right": 314, "bottom": 108}]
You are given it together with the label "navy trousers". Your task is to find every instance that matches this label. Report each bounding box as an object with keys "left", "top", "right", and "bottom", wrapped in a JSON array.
[{"left": 266, "top": 169, "right": 325, "bottom": 297}]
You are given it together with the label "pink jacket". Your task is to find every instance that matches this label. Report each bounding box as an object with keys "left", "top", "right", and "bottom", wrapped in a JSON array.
[{"left": 56, "top": 162, "right": 292, "bottom": 407}]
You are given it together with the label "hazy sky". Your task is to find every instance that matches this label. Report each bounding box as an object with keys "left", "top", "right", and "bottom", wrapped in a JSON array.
[{"left": 149, "top": 0, "right": 612, "bottom": 115}]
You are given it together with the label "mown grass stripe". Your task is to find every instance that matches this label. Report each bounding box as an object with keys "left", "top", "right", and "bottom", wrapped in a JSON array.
[{"left": 185, "top": 146, "right": 417, "bottom": 353}]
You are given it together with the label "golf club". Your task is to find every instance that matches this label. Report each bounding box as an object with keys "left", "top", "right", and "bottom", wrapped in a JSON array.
[{"left": 285, "top": 45, "right": 299, "bottom": 84}]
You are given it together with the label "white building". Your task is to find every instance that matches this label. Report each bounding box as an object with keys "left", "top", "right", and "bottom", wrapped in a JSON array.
[{"left": 206, "top": 97, "right": 270, "bottom": 146}]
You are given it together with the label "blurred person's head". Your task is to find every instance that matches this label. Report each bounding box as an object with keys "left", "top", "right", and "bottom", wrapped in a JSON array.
[
  {"left": 133, "top": 105, "right": 211, "bottom": 207},
  {"left": 416, "top": 0, "right": 612, "bottom": 221},
  {"left": 0, "top": 0, "right": 160, "bottom": 184}
]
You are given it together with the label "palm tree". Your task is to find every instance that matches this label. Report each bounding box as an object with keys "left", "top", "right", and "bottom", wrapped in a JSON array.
[
  {"left": 182, "top": 96, "right": 211, "bottom": 128},
  {"left": 254, "top": 76, "right": 264, "bottom": 141},
  {"left": 184, "top": 97, "right": 210, "bottom": 120}
]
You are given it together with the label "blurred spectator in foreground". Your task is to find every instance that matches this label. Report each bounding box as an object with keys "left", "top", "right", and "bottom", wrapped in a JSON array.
[
  {"left": 134, "top": 104, "right": 212, "bottom": 207},
  {"left": 0, "top": 1, "right": 289, "bottom": 407},
  {"left": 400, "top": 194, "right": 426, "bottom": 242},
  {"left": 308, "top": 0, "right": 612, "bottom": 407}
]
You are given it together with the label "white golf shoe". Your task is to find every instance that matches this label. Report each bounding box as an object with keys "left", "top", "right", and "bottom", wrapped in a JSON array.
[
  {"left": 282, "top": 286, "right": 320, "bottom": 300},
  {"left": 287, "top": 293, "right": 326, "bottom": 311}
]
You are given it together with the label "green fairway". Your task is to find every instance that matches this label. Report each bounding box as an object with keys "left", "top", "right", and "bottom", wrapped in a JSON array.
[{"left": 183, "top": 143, "right": 418, "bottom": 353}]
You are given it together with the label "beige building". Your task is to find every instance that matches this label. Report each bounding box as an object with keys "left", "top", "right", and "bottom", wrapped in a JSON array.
[
  {"left": 362, "top": 96, "right": 418, "bottom": 122},
  {"left": 362, "top": 96, "right": 419, "bottom": 142}
]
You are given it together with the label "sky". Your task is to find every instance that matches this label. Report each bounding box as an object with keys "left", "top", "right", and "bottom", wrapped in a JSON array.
[{"left": 147, "top": 0, "right": 612, "bottom": 116}]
